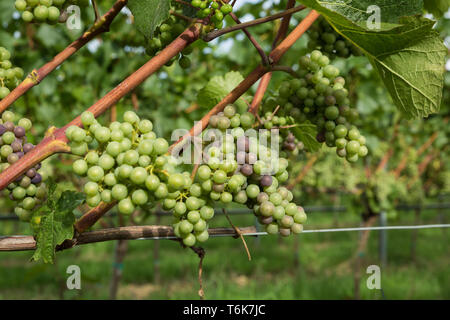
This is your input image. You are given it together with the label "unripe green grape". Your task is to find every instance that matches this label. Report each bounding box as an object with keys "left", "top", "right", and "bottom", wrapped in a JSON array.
[
  {"left": 189, "top": 183, "right": 202, "bottom": 197},
  {"left": 70, "top": 142, "right": 88, "bottom": 156},
  {"left": 47, "top": 6, "right": 60, "bottom": 21},
  {"left": 22, "top": 11, "right": 34, "bottom": 22},
  {"left": 118, "top": 164, "right": 133, "bottom": 179},
  {"left": 138, "top": 119, "right": 153, "bottom": 133},
  {"left": 73, "top": 159, "right": 88, "bottom": 175},
  {"left": 212, "top": 170, "right": 227, "bottom": 184},
  {"left": 358, "top": 145, "right": 368, "bottom": 157},
  {"left": 266, "top": 223, "right": 279, "bottom": 235},
  {"left": 174, "top": 201, "right": 187, "bottom": 216},
  {"left": 131, "top": 189, "right": 148, "bottom": 205},
  {"left": 179, "top": 220, "right": 193, "bottom": 234},
  {"left": 71, "top": 127, "right": 86, "bottom": 142},
  {"left": 34, "top": 6, "right": 49, "bottom": 21},
  {"left": 2, "top": 132, "right": 15, "bottom": 144},
  {"left": 100, "top": 189, "right": 112, "bottom": 203},
  {"left": 12, "top": 186, "right": 26, "bottom": 200},
  {"left": 186, "top": 196, "right": 200, "bottom": 210},
  {"left": 112, "top": 184, "right": 128, "bottom": 200},
  {"left": 154, "top": 183, "right": 168, "bottom": 198},
  {"left": 346, "top": 153, "right": 359, "bottom": 163},
  {"left": 84, "top": 181, "right": 99, "bottom": 196},
  {"left": 87, "top": 166, "right": 104, "bottom": 182},
  {"left": 104, "top": 172, "right": 117, "bottom": 186},
  {"left": 106, "top": 141, "right": 121, "bottom": 157},
  {"left": 285, "top": 203, "right": 298, "bottom": 216},
  {"left": 195, "top": 230, "right": 209, "bottom": 243},
  {"left": 200, "top": 206, "right": 214, "bottom": 220},
  {"left": 123, "top": 149, "right": 139, "bottom": 165},
  {"left": 182, "top": 233, "right": 196, "bottom": 246},
  {"left": 187, "top": 210, "right": 201, "bottom": 224},
  {"left": 291, "top": 223, "right": 304, "bottom": 234},
  {"left": 220, "top": 192, "right": 233, "bottom": 203},
  {"left": 94, "top": 127, "right": 111, "bottom": 143},
  {"left": 346, "top": 140, "right": 360, "bottom": 155},
  {"left": 179, "top": 56, "right": 191, "bottom": 69},
  {"left": 145, "top": 174, "right": 160, "bottom": 191},
  {"left": 130, "top": 167, "right": 148, "bottom": 185},
  {"left": 123, "top": 111, "right": 139, "bottom": 124},
  {"left": 18, "top": 118, "right": 32, "bottom": 130},
  {"left": 15, "top": 0, "right": 27, "bottom": 11},
  {"left": 0, "top": 87, "right": 10, "bottom": 99},
  {"left": 120, "top": 122, "right": 133, "bottom": 136},
  {"left": 81, "top": 111, "right": 95, "bottom": 127},
  {"left": 260, "top": 201, "right": 275, "bottom": 217},
  {"left": 118, "top": 198, "right": 135, "bottom": 215},
  {"left": 153, "top": 138, "right": 168, "bottom": 155}
]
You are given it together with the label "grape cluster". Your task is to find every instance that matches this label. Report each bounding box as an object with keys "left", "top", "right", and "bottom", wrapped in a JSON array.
[
  {"left": 196, "top": 105, "right": 307, "bottom": 237},
  {"left": 307, "top": 17, "right": 362, "bottom": 59},
  {"left": 15, "top": 0, "right": 67, "bottom": 23},
  {"left": 0, "top": 48, "right": 24, "bottom": 99},
  {"left": 145, "top": 14, "right": 192, "bottom": 69},
  {"left": 265, "top": 50, "right": 368, "bottom": 162},
  {"left": 0, "top": 111, "right": 47, "bottom": 221},
  {"left": 191, "top": 0, "right": 233, "bottom": 29},
  {"left": 66, "top": 110, "right": 178, "bottom": 215}
]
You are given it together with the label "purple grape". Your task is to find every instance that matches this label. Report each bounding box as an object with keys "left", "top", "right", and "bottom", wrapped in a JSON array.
[
  {"left": 4, "top": 121, "right": 14, "bottom": 132},
  {"left": 15, "top": 175, "right": 24, "bottom": 183},
  {"left": 236, "top": 151, "right": 246, "bottom": 164},
  {"left": 16, "top": 151, "right": 24, "bottom": 158},
  {"left": 279, "top": 228, "right": 291, "bottom": 237},
  {"left": 260, "top": 175, "right": 273, "bottom": 187},
  {"left": 286, "top": 133, "right": 295, "bottom": 143},
  {"left": 23, "top": 143, "right": 34, "bottom": 153},
  {"left": 212, "top": 183, "right": 225, "bottom": 193},
  {"left": 13, "top": 126, "right": 25, "bottom": 138},
  {"left": 240, "top": 164, "right": 253, "bottom": 176},
  {"left": 31, "top": 173, "right": 42, "bottom": 184},
  {"left": 261, "top": 216, "right": 273, "bottom": 225},
  {"left": 11, "top": 140, "right": 22, "bottom": 152},
  {"left": 9, "top": 193, "right": 14, "bottom": 200},
  {"left": 0, "top": 125, "right": 6, "bottom": 135},
  {"left": 35, "top": 163, "right": 41, "bottom": 170},
  {"left": 26, "top": 168, "right": 36, "bottom": 178},
  {"left": 257, "top": 192, "right": 269, "bottom": 204},
  {"left": 316, "top": 131, "right": 326, "bottom": 143}
]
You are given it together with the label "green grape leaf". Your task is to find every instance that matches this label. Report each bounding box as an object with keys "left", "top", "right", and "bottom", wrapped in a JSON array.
[
  {"left": 298, "top": 0, "right": 447, "bottom": 118},
  {"left": 292, "top": 122, "right": 321, "bottom": 152},
  {"left": 128, "top": 0, "right": 171, "bottom": 39},
  {"left": 424, "top": 0, "right": 450, "bottom": 18},
  {"left": 31, "top": 185, "right": 85, "bottom": 264},
  {"left": 197, "top": 71, "right": 250, "bottom": 109}
]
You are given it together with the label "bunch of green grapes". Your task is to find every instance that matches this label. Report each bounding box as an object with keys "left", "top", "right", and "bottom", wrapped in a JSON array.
[
  {"left": 191, "top": 0, "right": 233, "bottom": 29},
  {"left": 196, "top": 105, "right": 307, "bottom": 237},
  {"left": 145, "top": 14, "right": 192, "bottom": 69},
  {"left": 0, "top": 47, "right": 24, "bottom": 99},
  {"left": 15, "top": 0, "right": 68, "bottom": 23},
  {"left": 66, "top": 110, "right": 178, "bottom": 215},
  {"left": 0, "top": 111, "right": 48, "bottom": 221},
  {"left": 307, "top": 17, "right": 362, "bottom": 59},
  {"left": 265, "top": 50, "right": 368, "bottom": 162}
]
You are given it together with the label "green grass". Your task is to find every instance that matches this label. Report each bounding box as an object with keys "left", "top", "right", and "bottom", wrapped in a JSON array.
[{"left": 0, "top": 208, "right": 448, "bottom": 300}]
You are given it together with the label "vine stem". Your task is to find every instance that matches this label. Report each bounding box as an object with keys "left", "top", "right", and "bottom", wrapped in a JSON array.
[
  {"left": 249, "top": 0, "right": 298, "bottom": 114},
  {"left": 0, "top": 24, "right": 202, "bottom": 190},
  {"left": 0, "top": 226, "right": 258, "bottom": 251},
  {"left": 203, "top": 5, "right": 306, "bottom": 42},
  {"left": 0, "top": 0, "right": 128, "bottom": 113}
]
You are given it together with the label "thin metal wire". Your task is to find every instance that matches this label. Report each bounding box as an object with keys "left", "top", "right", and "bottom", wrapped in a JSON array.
[{"left": 135, "top": 224, "right": 450, "bottom": 241}]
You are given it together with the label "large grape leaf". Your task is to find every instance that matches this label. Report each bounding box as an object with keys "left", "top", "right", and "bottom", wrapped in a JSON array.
[
  {"left": 298, "top": 0, "right": 424, "bottom": 29},
  {"left": 299, "top": 0, "right": 447, "bottom": 118},
  {"left": 31, "top": 183, "right": 85, "bottom": 264},
  {"left": 128, "top": 0, "right": 171, "bottom": 39},
  {"left": 197, "top": 71, "right": 250, "bottom": 112}
]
